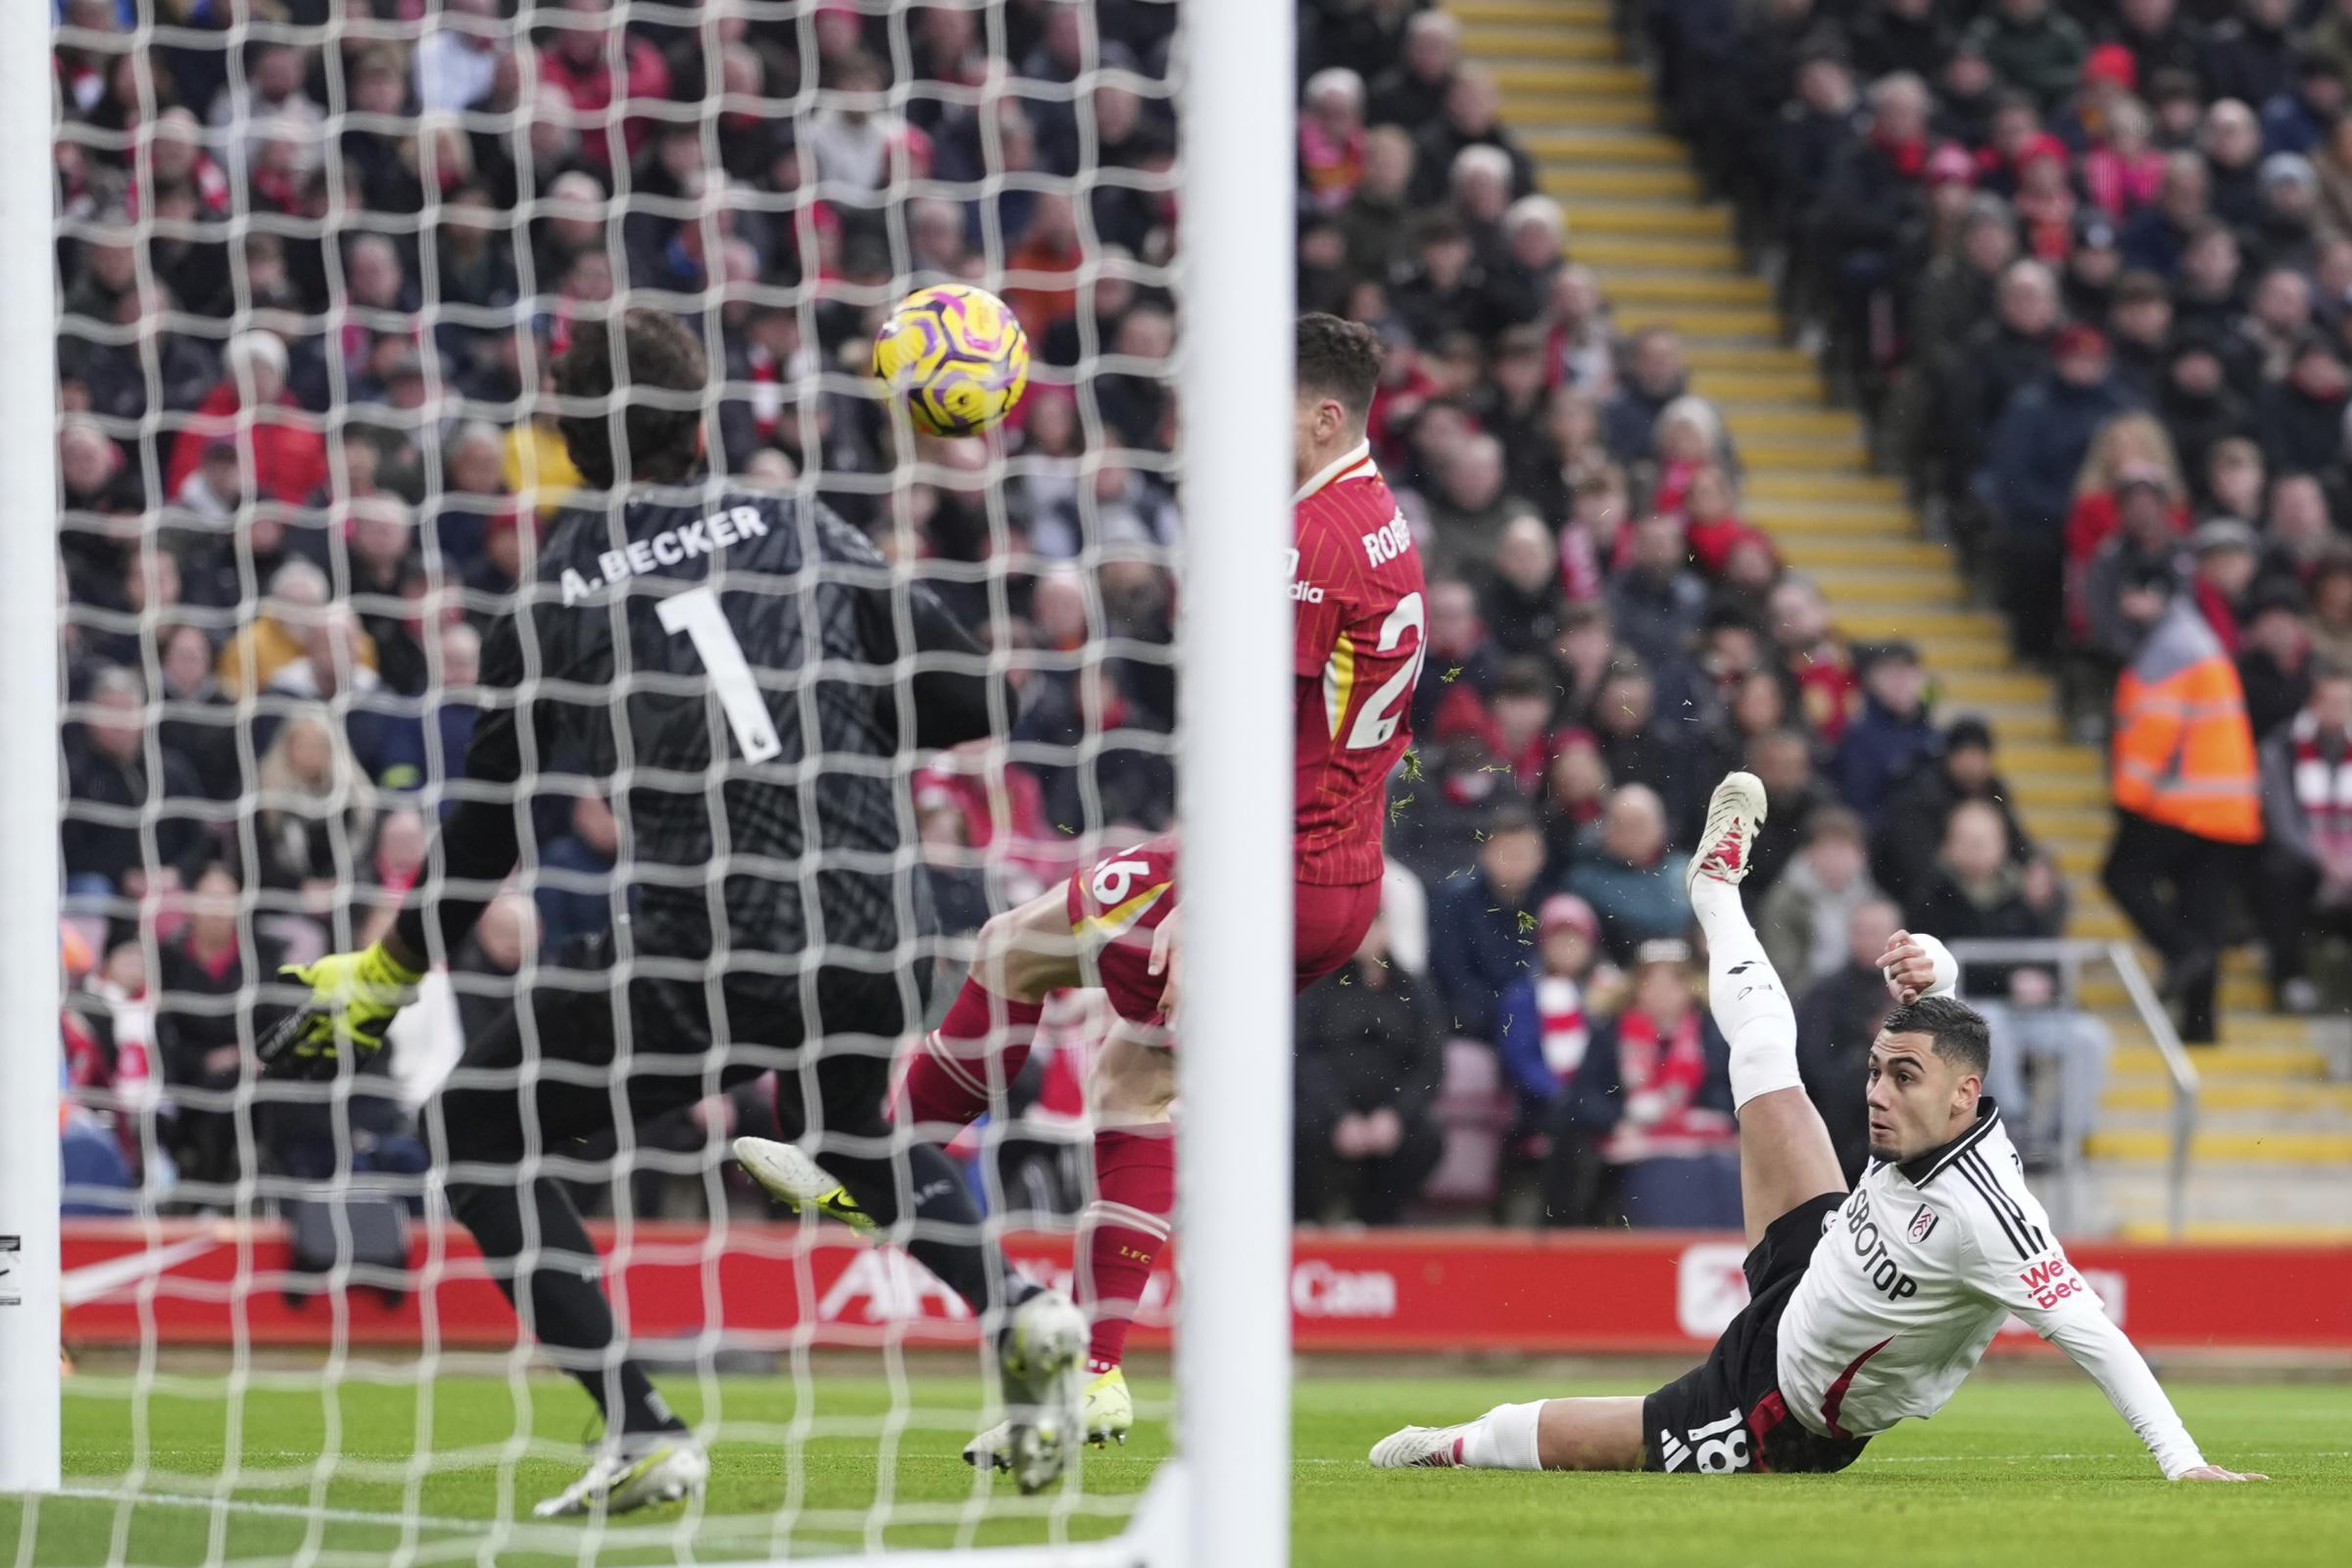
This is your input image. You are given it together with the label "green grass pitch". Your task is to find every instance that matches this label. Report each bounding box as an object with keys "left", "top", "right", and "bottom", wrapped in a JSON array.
[{"left": 6, "top": 1366, "right": 2346, "bottom": 1566}]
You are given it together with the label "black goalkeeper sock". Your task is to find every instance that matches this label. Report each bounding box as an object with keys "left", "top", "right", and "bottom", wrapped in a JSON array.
[
  {"left": 449, "top": 1175, "right": 684, "bottom": 1438},
  {"left": 824, "top": 1139, "right": 1039, "bottom": 1319}
]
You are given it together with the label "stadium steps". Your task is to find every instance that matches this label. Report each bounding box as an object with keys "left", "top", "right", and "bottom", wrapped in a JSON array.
[{"left": 1452, "top": 0, "right": 2352, "bottom": 1234}]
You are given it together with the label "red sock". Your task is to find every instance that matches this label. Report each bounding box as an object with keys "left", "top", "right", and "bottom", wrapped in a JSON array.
[
  {"left": 1082, "top": 1127, "right": 1176, "bottom": 1375},
  {"left": 897, "top": 979, "right": 1043, "bottom": 1135}
]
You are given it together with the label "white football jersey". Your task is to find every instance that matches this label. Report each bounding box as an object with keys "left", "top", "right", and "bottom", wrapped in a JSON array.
[{"left": 1774, "top": 1100, "right": 2202, "bottom": 1474}]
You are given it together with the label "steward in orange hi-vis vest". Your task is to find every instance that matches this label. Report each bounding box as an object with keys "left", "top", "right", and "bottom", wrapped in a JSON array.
[{"left": 2110, "top": 596, "right": 2261, "bottom": 844}]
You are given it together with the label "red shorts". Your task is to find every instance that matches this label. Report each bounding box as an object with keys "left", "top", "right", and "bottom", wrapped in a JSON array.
[{"left": 1064, "top": 834, "right": 1384, "bottom": 1029}]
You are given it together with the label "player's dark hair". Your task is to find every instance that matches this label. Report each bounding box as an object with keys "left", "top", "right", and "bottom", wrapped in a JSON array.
[
  {"left": 554, "top": 308, "right": 708, "bottom": 489},
  {"left": 1296, "top": 313, "right": 1382, "bottom": 422},
  {"left": 1881, "top": 995, "right": 1991, "bottom": 1080}
]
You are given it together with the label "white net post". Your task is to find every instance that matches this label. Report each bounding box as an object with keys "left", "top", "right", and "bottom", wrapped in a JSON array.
[
  {"left": 0, "top": 0, "right": 64, "bottom": 1499},
  {"left": 1172, "top": 0, "right": 1294, "bottom": 1560}
]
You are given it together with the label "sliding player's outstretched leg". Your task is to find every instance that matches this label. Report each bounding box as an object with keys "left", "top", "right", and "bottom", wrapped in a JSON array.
[{"left": 1687, "top": 769, "right": 1846, "bottom": 1248}]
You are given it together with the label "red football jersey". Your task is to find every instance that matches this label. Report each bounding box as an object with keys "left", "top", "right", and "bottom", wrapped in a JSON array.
[{"left": 1291, "top": 442, "right": 1427, "bottom": 887}]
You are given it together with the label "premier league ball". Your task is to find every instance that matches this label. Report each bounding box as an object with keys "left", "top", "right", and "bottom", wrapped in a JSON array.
[{"left": 870, "top": 283, "right": 1031, "bottom": 437}]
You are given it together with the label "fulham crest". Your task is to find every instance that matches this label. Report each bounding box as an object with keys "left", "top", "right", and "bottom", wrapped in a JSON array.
[{"left": 1909, "top": 1204, "right": 1939, "bottom": 1245}]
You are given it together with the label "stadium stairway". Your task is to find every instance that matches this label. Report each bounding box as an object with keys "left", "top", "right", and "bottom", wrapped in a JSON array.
[{"left": 1448, "top": 0, "right": 2352, "bottom": 1239}]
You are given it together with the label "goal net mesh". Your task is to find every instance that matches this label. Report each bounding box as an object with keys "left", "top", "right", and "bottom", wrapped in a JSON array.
[{"left": 49, "top": 0, "right": 1181, "bottom": 1558}]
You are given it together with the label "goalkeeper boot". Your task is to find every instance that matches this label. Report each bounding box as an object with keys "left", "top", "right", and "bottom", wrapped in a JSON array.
[
  {"left": 994, "top": 1288, "right": 1087, "bottom": 1494},
  {"left": 1368, "top": 1423, "right": 1475, "bottom": 1469},
  {"left": 532, "top": 1433, "right": 709, "bottom": 1518},
  {"left": 732, "top": 1137, "right": 875, "bottom": 1234},
  {"left": 964, "top": 1366, "right": 1134, "bottom": 1469},
  {"left": 1689, "top": 769, "right": 1767, "bottom": 896}
]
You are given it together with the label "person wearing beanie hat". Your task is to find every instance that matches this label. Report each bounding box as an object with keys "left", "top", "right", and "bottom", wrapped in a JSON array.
[
  {"left": 2236, "top": 578, "right": 2314, "bottom": 740},
  {"left": 2262, "top": 49, "right": 2348, "bottom": 157},
  {"left": 1494, "top": 892, "right": 1620, "bottom": 1140},
  {"left": 1869, "top": 713, "right": 2035, "bottom": 911}
]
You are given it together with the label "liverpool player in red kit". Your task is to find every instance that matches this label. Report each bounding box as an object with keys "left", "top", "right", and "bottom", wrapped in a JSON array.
[{"left": 735, "top": 315, "right": 1422, "bottom": 1462}]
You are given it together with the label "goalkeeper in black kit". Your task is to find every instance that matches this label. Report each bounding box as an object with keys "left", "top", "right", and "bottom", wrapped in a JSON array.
[{"left": 261, "top": 309, "right": 1086, "bottom": 1512}]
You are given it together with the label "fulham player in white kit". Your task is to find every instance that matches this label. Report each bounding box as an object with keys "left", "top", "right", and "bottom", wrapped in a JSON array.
[{"left": 1371, "top": 772, "right": 2266, "bottom": 1482}]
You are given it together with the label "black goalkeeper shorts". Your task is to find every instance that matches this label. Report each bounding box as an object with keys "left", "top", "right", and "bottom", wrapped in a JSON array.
[
  {"left": 1640, "top": 1191, "right": 1872, "bottom": 1476},
  {"left": 428, "top": 931, "right": 931, "bottom": 1165}
]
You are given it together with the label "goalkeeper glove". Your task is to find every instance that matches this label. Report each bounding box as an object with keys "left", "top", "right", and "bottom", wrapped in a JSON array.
[{"left": 259, "top": 942, "right": 424, "bottom": 1080}]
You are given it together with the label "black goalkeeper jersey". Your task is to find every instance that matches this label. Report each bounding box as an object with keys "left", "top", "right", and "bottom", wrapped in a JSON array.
[{"left": 394, "top": 484, "right": 995, "bottom": 973}]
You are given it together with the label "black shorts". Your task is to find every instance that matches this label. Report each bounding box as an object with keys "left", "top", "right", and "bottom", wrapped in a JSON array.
[
  {"left": 1641, "top": 1192, "right": 1872, "bottom": 1476},
  {"left": 426, "top": 931, "right": 931, "bottom": 1167}
]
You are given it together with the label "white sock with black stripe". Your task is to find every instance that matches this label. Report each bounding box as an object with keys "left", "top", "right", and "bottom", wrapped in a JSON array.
[{"left": 1691, "top": 877, "right": 1804, "bottom": 1112}]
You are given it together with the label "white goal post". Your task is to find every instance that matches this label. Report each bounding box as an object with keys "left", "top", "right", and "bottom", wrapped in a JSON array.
[
  {"left": 1, "top": 0, "right": 66, "bottom": 1501},
  {"left": 9, "top": 0, "right": 1293, "bottom": 1562}
]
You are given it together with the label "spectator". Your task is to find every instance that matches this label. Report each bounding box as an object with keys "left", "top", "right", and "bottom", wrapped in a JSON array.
[
  {"left": 2082, "top": 476, "right": 2192, "bottom": 664},
  {"left": 1369, "top": 8, "right": 1459, "bottom": 130},
  {"left": 1292, "top": 914, "right": 1444, "bottom": 1226},
  {"left": 1429, "top": 803, "right": 1553, "bottom": 1041},
  {"left": 2256, "top": 664, "right": 2352, "bottom": 1012},
  {"left": 536, "top": 794, "right": 621, "bottom": 953},
  {"left": 1564, "top": 784, "right": 1693, "bottom": 962},
  {"left": 2202, "top": 0, "right": 2298, "bottom": 113},
  {"left": 1555, "top": 940, "right": 1738, "bottom": 1228},
  {"left": 1600, "top": 326, "right": 1693, "bottom": 465},
  {"left": 1795, "top": 898, "right": 1906, "bottom": 1183},
  {"left": 2236, "top": 580, "right": 2315, "bottom": 741},
  {"left": 1425, "top": 430, "right": 1519, "bottom": 576},
  {"left": 2256, "top": 336, "right": 2350, "bottom": 477},
  {"left": 1746, "top": 726, "right": 1838, "bottom": 899},
  {"left": 63, "top": 667, "right": 205, "bottom": 907},
  {"left": 2187, "top": 517, "right": 2263, "bottom": 652},
  {"left": 1757, "top": 806, "right": 1886, "bottom": 1003},
  {"left": 1605, "top": 514, "right": 1707, "bottom": 675},
  {"left": 416, "top": 0, "right": 503, "bottom": 113},
  {"left": 1482, "top": 512, "right": 1566, "bottom": 656},
  {"left": 1834, "top": 641, "right": 1938, "bottom": 828},
  {"left": 1982, "top": 322, "right": 2139, "bottom": 657},
  {"left": 1495, "top": 893, "right": 1616, "bottom": 1133},
  {"left": 165, "top": 330, "right": 327, "bottom": 507},
  {"left": 2103, "top": 589, "right": 2263, "bottom": 1042},
  {"left": 1907, "top": 800, "right": 2068, "bottom": 949},
  {"left": 248, "top": 708, "right": 376, "bottom": 955},
  {"left": 153, "top": 861, "right": 280, "bottom": 1194},
  {"left": 1962, "top": 0, "right": 2088, "bottom": 112},
  {"left": 1339, "top": 124, "right": 1416, "bottom": 283},
  {"left": 534, "top": 0, "right": 674, "bottom": 171},
  {"left": 1409, "top": 65, "right": 1534, "bottom": 206},
  {"left": 1873, "top": 716, "right": 2034, "bottom": 909}
]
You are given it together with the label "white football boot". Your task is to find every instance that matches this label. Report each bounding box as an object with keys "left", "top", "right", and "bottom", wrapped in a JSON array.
[
  {"left": 965, "top": 1366, "right": 1135, "bottom": 1469},
  {"left": 733, "top": 1136, "right": 876, "bottom": 1233},
  {"left": 1689, "top": 768, "right": 1768, "bottom": 895},
  {"left": 995, "top": 1289, "right": 1088, "bottom": 1494},
  {"left": 1368, "top": 1422, "right": 1476, "bottom": 1469},
  {"left": 532, "top": 1434, "right": 709, "bottom": 1518}
]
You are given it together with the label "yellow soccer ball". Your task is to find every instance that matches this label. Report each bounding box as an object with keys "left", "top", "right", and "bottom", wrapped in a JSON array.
[{"left": 871, "top": 283, "right": 1031, "bottom": 436}]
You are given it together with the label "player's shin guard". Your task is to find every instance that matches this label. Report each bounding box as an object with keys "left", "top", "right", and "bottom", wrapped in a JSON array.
[
  {"left": 898, "top": 980, "right": 1044, "bottom": 1136},
  {"left": 1080, "top": 1126, "right": 1175, "bottom": 1374},
  {"left": 1690, "top": 878, "right": 1805, "bottom": 1113}
]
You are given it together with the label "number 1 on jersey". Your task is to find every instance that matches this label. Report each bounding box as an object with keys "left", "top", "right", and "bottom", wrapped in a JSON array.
[{"left": 658, "top": 584, "right": 783, "bottom": 762}]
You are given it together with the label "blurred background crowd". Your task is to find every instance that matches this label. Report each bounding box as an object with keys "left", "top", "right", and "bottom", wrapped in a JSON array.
[{"left": 55, "top": 0, "right": 2251, "bottom": 1235}]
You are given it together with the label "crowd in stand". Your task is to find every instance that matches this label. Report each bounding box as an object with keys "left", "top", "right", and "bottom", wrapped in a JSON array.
[
  {"left": 51, "top": 0, "right": 2111, "bottom": 1233},
  {"left": 1651, "top": 0, "right": 2352, "bottom": 1049}
]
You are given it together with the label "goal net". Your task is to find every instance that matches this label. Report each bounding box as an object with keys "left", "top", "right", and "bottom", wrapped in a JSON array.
[{"left": 24, "top": 0, "right": 1289, "bottom": 1561}]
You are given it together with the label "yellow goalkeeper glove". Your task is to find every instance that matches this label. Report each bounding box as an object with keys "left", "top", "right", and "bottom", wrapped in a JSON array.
[{"left": 259, "top": 942, "right": 424, "bottom": 1080}]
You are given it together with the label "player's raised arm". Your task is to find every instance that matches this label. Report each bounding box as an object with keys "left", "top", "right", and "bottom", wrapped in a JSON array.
[
  {"left": 261, "top": 607, "right": 540, "bottom": 1077},
  {"left": 1953, "top": 1184, "right": 2261, "bottom": 1481}
]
